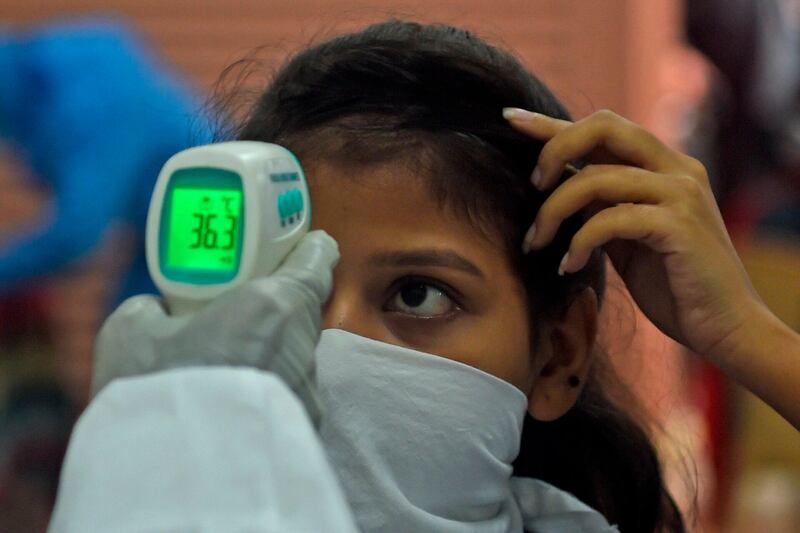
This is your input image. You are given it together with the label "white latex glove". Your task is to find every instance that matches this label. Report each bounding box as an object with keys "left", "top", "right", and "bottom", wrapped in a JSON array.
[{"left": 92, "top": 230, "right": 338, "bottom": 425}]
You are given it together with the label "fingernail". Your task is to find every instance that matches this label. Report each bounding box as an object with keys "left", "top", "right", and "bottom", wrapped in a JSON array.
[
  {"left": 522, "top": 223, "right": 536, "bottom": 253},
  {"left": 503, "top": 107, "right": 539, "bottom": 121},
  {"left": 531, "top": 167, "right": 543, "bottom": 188},
  {"left": 557, "top": 252, "right": 569, "bottom": 276}
]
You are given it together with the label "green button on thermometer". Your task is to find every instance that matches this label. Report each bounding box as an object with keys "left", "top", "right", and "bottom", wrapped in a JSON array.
[{"left": 146, "top": 141, "right": 310, "bottom": 314}]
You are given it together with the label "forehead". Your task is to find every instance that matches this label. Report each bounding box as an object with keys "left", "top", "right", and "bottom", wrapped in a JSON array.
[{"left": 307, "top": 162, "right": 510, "bottom": 269}]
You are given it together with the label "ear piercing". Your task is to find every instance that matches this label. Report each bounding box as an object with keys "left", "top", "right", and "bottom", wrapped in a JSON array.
[{"left": 568, "top": 375, "right": 580, "bottom": 387}]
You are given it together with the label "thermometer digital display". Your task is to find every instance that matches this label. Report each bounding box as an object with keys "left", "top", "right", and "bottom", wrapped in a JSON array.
[{"left": 165, "top": 186, "right": 243, "bottom": 272}]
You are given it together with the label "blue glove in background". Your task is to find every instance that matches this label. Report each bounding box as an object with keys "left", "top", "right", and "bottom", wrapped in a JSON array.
[{"left": 0, "top": 18, "right": 213, "bottom": 301}]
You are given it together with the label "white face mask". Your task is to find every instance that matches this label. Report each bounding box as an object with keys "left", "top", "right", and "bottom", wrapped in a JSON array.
[{"left": 315, "top": 329, "right": 617, "bottom": 532}]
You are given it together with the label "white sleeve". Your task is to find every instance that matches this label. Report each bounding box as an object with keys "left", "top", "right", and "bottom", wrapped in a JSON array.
[{"left": 48, "top": 367, "right": 358, "bottom": 533}]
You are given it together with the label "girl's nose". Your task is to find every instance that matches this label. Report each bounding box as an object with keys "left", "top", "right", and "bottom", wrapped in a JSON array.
[
  {"left": 321, "top": 287, "right": 357, "bottom": 331},
  {"left": 321, "top": 285, "right": 386, "bottom": 341}
]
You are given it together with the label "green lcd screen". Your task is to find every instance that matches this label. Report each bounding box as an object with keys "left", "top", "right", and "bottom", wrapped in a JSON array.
[
  {"left": 167, "top": 187, "right": 243, "bottom": 271},
  {"left": 159, "top": 167, "right": 245, "bottom": 284}
]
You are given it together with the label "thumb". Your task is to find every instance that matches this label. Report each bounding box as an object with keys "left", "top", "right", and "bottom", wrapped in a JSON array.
[
  {"left": 92, "top": 294, "right": 168, "bottom": 397},
  {"left": 273, "top": 230, "right": 340, "bottom": 303}
]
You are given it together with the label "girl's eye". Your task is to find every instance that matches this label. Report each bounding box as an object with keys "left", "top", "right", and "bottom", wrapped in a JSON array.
[{"left": 385, "top": 279, "right": 457, "bottom": 317}]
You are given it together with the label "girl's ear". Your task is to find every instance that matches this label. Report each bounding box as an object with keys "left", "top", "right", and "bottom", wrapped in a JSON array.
[{"left": 527, "top": 287, "right": 598, "bottom": 421}]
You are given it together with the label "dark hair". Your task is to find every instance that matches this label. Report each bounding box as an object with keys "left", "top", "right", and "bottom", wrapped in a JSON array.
[{"left": 224, "top": 19, "right": 685, "bottom": 532}]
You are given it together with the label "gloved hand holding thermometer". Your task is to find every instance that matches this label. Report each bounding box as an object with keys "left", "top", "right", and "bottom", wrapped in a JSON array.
[{"left": 92, "top": 142, "right": 337, "bottom": 424}]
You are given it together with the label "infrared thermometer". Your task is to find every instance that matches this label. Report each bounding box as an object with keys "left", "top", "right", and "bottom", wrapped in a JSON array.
[{"left": 146, "top": 141, "right": 310, "bottom": 314}]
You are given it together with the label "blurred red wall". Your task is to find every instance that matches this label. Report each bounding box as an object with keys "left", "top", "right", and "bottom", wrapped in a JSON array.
[{"left": 0, "top": 0, "right": 683, "bottom": 126}]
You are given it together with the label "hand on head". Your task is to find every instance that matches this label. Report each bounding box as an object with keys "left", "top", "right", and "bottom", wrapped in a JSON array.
[
  {"left": 505, "top": 108, "right": 800, "bottom": 430},
  {"left": 505, "top": 108, "right": 761, "bottom": 362}
]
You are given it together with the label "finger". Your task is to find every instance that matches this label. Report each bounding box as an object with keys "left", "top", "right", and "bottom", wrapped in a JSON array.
[
  {"left": 111, "top": 293, "right": 168, "bottom": 317},
  {"left": 535, "top": 110, "right": 679, "bottom": 189},
  {"left": 274, "top": 230, "right": 340, "bottom": 302},
  {"left": 99, "top": 294, "right": 168, "bottom": 337},
  {"left": 558, "top": 204, "right": 673, "bottom": 275},
  {"left": 503, "top": 108, "right": 574, "bottom": 141},
  {"left": 524, "top": 165, "right": 675, "bottom": 251},
  {"left": 92, "top": 295, "right": 168, "bottom": 397}
]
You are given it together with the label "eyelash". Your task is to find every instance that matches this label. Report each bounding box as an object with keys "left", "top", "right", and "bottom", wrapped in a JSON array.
[{"left": 383, "top": 275, "right": 463, "bottom": 318}]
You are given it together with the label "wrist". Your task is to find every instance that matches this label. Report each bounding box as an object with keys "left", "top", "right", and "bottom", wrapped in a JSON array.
[
  {"left": 707, "top": 298, "right": 800, "bottom": 394},
  {"left": 704, "top": 298, "right": 781, "bottom": 368}
]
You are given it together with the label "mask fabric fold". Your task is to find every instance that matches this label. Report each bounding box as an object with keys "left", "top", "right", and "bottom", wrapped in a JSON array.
[{"left": 315, "top": 329, "right": 616, "bottom": 532}]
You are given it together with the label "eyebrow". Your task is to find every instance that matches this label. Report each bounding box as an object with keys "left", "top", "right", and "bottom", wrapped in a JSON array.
[{"left": 368, "top": 249, "right": 485, "bottom": 278}]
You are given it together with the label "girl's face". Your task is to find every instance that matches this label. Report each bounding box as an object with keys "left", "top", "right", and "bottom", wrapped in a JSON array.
[{"left": 309, "top": 161, "right": 537, "bottom": 392}]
